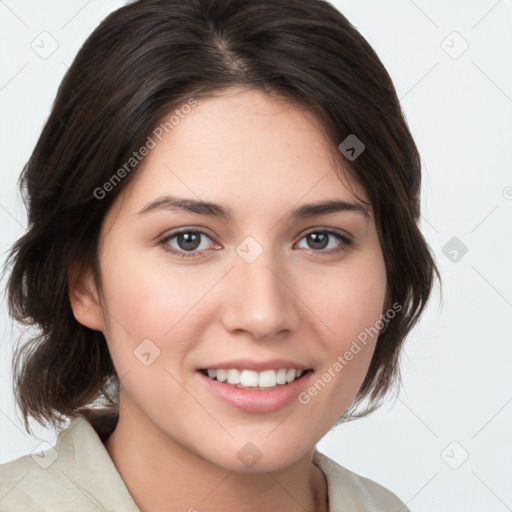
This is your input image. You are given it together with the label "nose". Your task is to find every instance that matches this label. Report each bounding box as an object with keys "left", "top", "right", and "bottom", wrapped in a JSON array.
[{"left": 220, "top": 246, "right": 301, "bottom": 341}]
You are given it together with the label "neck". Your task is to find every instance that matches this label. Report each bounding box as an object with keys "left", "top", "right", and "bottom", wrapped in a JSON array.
[{"left": 102, "top": 398, "right": 328, "bottom": 512}]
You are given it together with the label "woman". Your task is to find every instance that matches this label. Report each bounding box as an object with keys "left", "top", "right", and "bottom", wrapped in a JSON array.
[{"left": 0, "top": 0, "right": 440, "bottom": 510}]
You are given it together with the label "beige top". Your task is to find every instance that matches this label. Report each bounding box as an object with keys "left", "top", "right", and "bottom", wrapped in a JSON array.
[{"left": 0, "top": 414, "right": 411, "bottom": 511}]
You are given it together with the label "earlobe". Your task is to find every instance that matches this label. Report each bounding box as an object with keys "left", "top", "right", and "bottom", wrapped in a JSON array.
[{"left": 67, "top": 263, "right": 105, "bottom": 332}]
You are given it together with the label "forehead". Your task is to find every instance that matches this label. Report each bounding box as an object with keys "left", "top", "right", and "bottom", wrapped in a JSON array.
[{"left": 107, "top": 87, "right": 369, "bottom": 222}]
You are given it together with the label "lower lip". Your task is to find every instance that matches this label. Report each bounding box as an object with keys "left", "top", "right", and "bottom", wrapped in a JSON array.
[{"left": 197, "top": 370, "right": 313, "bottom": 413}]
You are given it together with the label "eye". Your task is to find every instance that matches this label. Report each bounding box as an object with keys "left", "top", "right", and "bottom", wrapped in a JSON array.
[
  {"left": 159, "top": 229, "right": 218, "bottom": 259},
  {"left": 159, "top": 228, "right": 353, "bottom": 259},
  {"left": 296, "top": 229, "right": 352, "bottom": 255}
]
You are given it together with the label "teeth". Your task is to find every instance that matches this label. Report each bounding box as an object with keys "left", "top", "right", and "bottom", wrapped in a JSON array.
[
  {"left": 276, "top": 368, "right": 287, "bottom": 385},
  {"left": 202, "top": 368, "right": 306, "bottom": 388},
  {"left": 227, "top": 369, "right": 240, "bottom": 385},
  {"left": 240, "top": 370, "right": 259, "bottom": 387},
  {"left": 258, "top": 369, "right": 276, "bottom": 387}
]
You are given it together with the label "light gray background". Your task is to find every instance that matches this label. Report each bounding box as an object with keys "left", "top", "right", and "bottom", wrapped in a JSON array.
[{"left": 1, "top": 1, "right": 511, "bottom": 511}]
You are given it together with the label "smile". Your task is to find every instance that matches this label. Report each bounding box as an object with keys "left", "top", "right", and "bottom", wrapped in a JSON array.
[
  {"left": 197, "top": 365, "right": 314, "bottom": 413},
  {"left": 199, "top": 368, "right": 308, "bottom": 390}
]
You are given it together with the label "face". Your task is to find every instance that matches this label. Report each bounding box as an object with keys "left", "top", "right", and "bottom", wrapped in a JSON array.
[{"left": 72, "top": 87, "right": 387, "bottom": 473}]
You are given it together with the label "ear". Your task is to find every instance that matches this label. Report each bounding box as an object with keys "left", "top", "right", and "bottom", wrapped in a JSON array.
[{"left": 68, "top": 262, "right": 105, "bottom": 332}]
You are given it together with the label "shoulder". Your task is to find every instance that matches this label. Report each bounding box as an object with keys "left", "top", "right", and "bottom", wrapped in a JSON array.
[
  {"left": 313, "top": 450, "right": 412, "bottom": 512},
  {"left": 0, "top": 414, "right": 139, "bottom": 511},
  {"left": 0, "top": 450, "right": 83, "bottom": 511}
]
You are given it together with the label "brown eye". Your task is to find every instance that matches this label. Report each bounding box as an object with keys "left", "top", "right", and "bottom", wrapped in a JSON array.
[
  {"left": 160, "top": 230, "right": 217, "bottom": 259},
  {"left": 296, "top": 229, "right": 352, "bottom": 254}
]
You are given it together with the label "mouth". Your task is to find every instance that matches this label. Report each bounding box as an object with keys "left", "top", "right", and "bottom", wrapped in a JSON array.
[
  {"left": 198, "top": 368, "right": 313, "bottom": 391},
  {"left": 196, "top": 362, "right": 315, "bottom": 413}
]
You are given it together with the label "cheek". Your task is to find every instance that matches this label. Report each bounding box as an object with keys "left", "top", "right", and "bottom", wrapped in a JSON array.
[
  {"left": 298, "top": 277, "right": 385, "bottom": 424},
  {"left": 99, "top": 251, "right": 224, "bottom": 361},
  {"left": 97, "top": 258, "right": 212, "bottom": 405},
  {"left": 302, "top": 251, "right": 386, "bottom": 397},
  {"left": 311, "top": 257, "right": 387, "bottom": 344}
]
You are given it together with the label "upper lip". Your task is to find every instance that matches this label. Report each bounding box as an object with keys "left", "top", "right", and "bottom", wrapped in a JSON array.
[{"left": 199, "top": 358, "right": 312, "bottom": 372}]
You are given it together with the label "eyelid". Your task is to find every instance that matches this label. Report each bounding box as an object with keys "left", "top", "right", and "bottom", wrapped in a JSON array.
[
  {"left": 158, "top": 226, "right": 353, "bottom": 259},
  {"left": 159, "top": 228, "right": 218, "bottom": 257},
  {"left": 159, "top": 225, "right": 353, "bottom": 242},
  {"left": 300, "top": 226, "right": 352, "bottom": 243}
]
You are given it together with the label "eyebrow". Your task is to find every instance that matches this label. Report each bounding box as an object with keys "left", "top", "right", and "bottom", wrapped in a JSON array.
[{"left": 137, "top": 195, "right": 371, "bottom": 221}]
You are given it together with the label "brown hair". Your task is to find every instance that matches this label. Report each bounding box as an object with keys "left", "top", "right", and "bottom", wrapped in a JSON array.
[{"left": 3, "top": 0, "right": 441, "bottom": 435}]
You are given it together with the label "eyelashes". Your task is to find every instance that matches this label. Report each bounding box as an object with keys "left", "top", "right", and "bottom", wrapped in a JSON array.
[
  {"left": 159, "top": 229, "right": 218, "bottom": 258},
  {"left": 158, "top": 228, "right": 353, "bottom": 260}
]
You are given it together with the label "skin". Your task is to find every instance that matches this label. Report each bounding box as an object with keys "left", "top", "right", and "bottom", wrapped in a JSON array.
[{"left": 69, "top": 86, "right": 388, "bottom": 512}]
